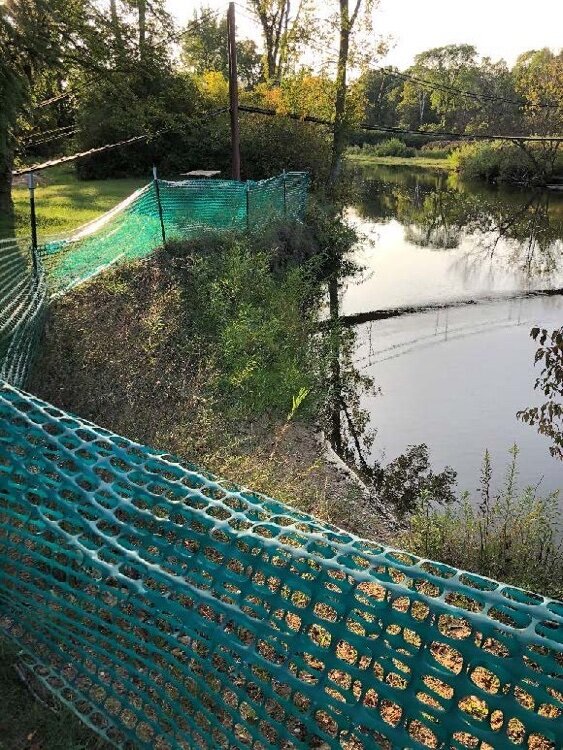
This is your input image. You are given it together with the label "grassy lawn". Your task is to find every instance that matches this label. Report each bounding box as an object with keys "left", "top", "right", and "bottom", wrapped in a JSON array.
[
  {"left": 3, "top": 165, "right": 147, "bottom": 241},
  {"left": 346, "top": 152, "right": 452, "bottom": 170},
  {"left": 0, "top": 640, "right": 109, "bottom": 750}
]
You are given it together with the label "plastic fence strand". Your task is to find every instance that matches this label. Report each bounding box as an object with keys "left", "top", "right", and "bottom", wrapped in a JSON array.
[
  {"left": 0, "top": 239, "right": 47, "bottom": 388},
  {"left": 0, "top": 383, "right": 562, "bottom": 750}
]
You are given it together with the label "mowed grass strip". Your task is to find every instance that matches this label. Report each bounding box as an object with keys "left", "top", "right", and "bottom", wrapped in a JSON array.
[{"left": 3, "top": 165, "right": 146, "bottom": 240}]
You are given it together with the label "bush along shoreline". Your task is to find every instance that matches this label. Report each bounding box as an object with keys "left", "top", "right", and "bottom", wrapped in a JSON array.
[
  {"left": 347, "top": 138, "right": 562, "bottom": 187},
  {"left": 449, "top": 141, "right": 563, "bottom": 186}
]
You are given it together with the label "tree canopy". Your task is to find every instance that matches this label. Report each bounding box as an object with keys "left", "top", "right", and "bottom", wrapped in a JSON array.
[{"left": 0, "top": 1, "right": 561, "bottom": 211}]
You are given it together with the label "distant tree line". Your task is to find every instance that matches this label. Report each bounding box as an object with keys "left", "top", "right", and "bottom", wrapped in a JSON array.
[
  {"left": 1, "top": 0, "right": 561, "bottom": 214},
  {"left": 360, "top": 45, "right": 562, "bottom": 138}
]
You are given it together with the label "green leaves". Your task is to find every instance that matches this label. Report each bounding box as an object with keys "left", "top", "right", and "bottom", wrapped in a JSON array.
[{"left": 518, "top": 325, "right": 563, "bottom": 460}]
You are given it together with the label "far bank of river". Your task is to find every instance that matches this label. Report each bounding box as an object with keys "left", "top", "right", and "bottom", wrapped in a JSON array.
[{"left": 346, "top": 151, "right": 452, "bottom": 170}]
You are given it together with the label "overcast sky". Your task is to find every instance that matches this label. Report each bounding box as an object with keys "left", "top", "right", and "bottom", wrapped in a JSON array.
[{"left": 166, "top": 0, "right": 562, "bottom": 69}]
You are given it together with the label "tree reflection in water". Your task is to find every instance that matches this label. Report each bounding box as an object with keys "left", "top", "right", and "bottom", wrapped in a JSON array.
[
  {"left": 353, "top": 164, "right": 563, "bottom": 285},
  {"left": 327, "top": 164, "right": 563, "bottom": 513}
]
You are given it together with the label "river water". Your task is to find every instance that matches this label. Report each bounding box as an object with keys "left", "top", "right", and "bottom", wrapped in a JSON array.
[{"left": 342, "top": 164, "right": 563, "bottom": 499}]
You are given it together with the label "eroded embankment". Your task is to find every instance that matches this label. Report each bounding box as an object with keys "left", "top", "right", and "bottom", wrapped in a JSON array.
[{"left": 30, "top": 239, "right": 396, "bottom": 543}]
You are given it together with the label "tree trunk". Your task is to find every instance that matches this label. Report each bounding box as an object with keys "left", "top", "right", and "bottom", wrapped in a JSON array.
[
  {"left": 328, "top": 275, "right": 343, "bottom": 455},
  {"left": 110, "top": 0, "right": 123, "bottom": 45},
  {"left": 110, "top": 0, "right": 118, "bottom": 29},
  {"left": 252, "top": 0, "right": 290, "bottom": 82},
  {"left": 138, "top": 0, "right": 146, "bottom": 60},
  {"left": 329, "top": 0, "right": 351, "bottom": 186},
  {"left": 0, "top": 131, "right": 15, "bottom": 235}
]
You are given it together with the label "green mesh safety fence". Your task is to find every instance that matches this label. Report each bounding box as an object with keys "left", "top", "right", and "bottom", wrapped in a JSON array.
[
  {"left": 0, "top": 238, "right": 46, "bottom": 388},
  {"left": 38, "top": 173, "right": 309, "bottom": 296},
  {"left": 1, "top": 172, "right": 562, "bottom": 749},
  {"left": 0, "top": 382, "right": 562, "bottom": 750}
]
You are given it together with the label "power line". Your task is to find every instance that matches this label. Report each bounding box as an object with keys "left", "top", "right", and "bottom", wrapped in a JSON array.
[
  {"left": 23, "top": 125, "right": 77, "bottom": 143},
  {"left": 13, "top": 134, "right": 152, "bottom": 176},
  {"left": 36, "top": 91, "right": 73, "bottom": 108},
  {"left": 361, "top": 123, "right": 563, "bottom": 142},
  {"left": 238, "top": 104, "right": 563, "bottom": 142},
  {"left": 379, "top": 67, "right": 559, "bottom": 109},
  {"left": 23, "top": 129, "right": 80, "bottom": 149},
  {"left": 240, "top": 104, "right": 331, "bottom": 126},
  {"left": 13, "top": 107, "right": 229, "bottom": 176}
]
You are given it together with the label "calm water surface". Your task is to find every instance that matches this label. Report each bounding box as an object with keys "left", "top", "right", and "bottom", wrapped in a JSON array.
[{"left": 343, "top": 164, "right": 563, "bottom": 499}]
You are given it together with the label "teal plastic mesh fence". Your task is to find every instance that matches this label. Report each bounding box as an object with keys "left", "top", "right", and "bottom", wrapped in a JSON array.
[
  {"left": 1, "top": 173, "right": 562, "bottom": 749},
  {"left": 38, "top": 173, "right": 309, "bottom": 296},
  {"left": 0, "top": 382, "right": 562, "bottom": 750},
  {"left": 0, "top": 238, "right": 46, "bottom": 388}
]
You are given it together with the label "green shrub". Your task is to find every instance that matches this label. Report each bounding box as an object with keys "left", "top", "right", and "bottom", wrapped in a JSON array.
[
  {"left": 398, "top": 447, "right": 563, "bottom": 599},
  {"left": 371, "top": 138, "right": 416, "bottom": 157},
  {"left": 240, "top": 114, "right": 331, "bottom": 184},
  {"left": 359, "top": 138, "right": 416, "bottom": 158},
  {"left": 419, "top": 140, "right": 463, "bottom": 157},
  {"left": 191, "top": 240, "right": 320, "bottom": 416},
  {"left": 449, "top": 141, "right": 562, "bottom": 185}
]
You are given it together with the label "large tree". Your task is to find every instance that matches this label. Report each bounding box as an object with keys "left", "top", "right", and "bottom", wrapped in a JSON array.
[
  {"left": 247, "top": 0, "right": 315, "bottom": 81},
  {"left": 181, "top": 10, "right": 262, "bottom": 89},
  {"left": 0, "top": 0, "right": 115, "bottom": 216},
  {"left": 360, "top": 67, "right": 403, "bottom": 129},
  {"left": 514, "top": 48, "right": 563, "bottom": 133},
  {"left": 397, "top": 45, "right": 483, "bottom": 131},
  {"left": 329, "top": 0, "right": 379, "bottom": 184}
]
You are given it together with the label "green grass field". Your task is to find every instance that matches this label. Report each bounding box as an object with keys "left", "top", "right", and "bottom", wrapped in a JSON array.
[
  {"left": 2, "top": 165, "right": 146, "bottom": 241},
  {"left": 0, "top": 641, "right": 109, "bottom": 750},
  {"left": 346, "top": 152, "right": 452, "bottom": 170}
]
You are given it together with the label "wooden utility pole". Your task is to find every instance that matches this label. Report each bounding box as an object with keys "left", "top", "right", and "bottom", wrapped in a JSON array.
[{"left": 227, "top": 2, "right": 241, "bottom": 180}]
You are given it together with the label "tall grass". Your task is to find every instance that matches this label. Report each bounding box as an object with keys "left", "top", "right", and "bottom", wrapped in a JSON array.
[{"left": 399, "top": 446, "right": 563, "bottom": 599}]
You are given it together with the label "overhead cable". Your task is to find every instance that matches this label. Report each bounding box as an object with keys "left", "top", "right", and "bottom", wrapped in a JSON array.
[{"left": 238, "top": 104, "right": 563, "bottom": 142}]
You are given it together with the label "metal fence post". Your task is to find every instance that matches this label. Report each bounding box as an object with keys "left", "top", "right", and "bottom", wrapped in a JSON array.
[
  {"left": 246, "top": 182, "right": 250, "bottom": 232},
  {"left": 282, "top": 170, "right": 287, "bottom": 217},
  {"left": 153, "top": 165, "right": 167, "bottom": 248},
  {"left": 26, "top": 172, "right": 39, "bottom": 276}
]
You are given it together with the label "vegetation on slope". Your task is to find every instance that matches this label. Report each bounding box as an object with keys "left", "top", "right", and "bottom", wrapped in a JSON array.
[
  {"left": 29, "top": 223, "right": 381, "bottom": 539},
  {"left": 400, "top": 447, "right": 563, "bottom": 600}
]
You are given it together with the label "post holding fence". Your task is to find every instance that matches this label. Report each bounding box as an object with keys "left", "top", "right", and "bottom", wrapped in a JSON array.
[
  {"left": 26, "top": 172, "right": 39, "bottom": 276},
  {"left": 246, "top": 182, "right": 250, "bottom": 232},
  {"left": 152, "top": 165, "right": 167, "bottom": 248},
  {"left": 282, "top": 170, "right": 287, "bottom": 217}
]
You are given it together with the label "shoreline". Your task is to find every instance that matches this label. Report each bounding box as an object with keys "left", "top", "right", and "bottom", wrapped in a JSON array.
[{"left": 346, "top": 152, "right": 452, "bottom": 170}]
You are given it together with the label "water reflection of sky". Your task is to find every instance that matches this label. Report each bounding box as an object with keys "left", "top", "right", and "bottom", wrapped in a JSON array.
[
  {"left": 357, "top": 296, "right": 563, "bottom": 498},
  {"left": 344, "top": 214, "right": 563, "bottom": 314},
  {"left": 343, "top": 166, "right": 563, "bottom": 503}
]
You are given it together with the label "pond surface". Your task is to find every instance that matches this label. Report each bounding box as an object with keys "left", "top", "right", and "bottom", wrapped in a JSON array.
[{"left": 342, "top": 164, "right": 563, "bottom": 500}]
